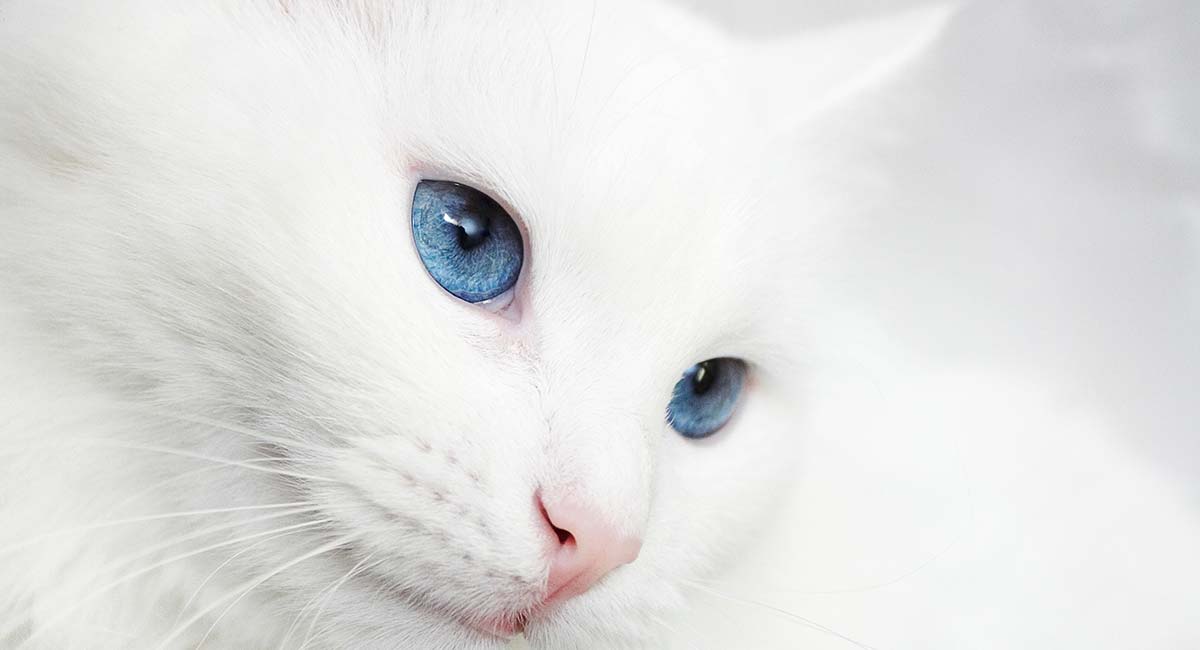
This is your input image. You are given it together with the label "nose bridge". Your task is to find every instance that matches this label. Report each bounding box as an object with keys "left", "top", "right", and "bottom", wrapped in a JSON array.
[
  {"left": 532, "top": 344, "right": 652, "bottom": 534},
  {"left": 539, "top": 400, "right": 652, "bottom": 538},
  {"left": 525, "top": 303, "right": 660, "bottom": 528}
]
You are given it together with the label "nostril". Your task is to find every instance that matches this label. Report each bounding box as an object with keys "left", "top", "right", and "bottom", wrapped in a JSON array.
[
  {"left": 535, "top": 492, "right": 642, "bottom": 605},
  {"left": 537, "top": 495, "right": 573, "bottom": 547}
]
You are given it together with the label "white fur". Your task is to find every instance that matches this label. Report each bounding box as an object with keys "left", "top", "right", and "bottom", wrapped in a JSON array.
[
  {"left": 663, "top": 2, "right": 1200, "bottom": 648},
  {"left": 0, "top": 1, "right": 949, "bottom": 648}
]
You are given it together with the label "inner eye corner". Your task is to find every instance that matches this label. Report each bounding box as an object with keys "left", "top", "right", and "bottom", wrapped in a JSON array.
[{"left": 474, "top": 285, "right": 518, "bottom": 315}]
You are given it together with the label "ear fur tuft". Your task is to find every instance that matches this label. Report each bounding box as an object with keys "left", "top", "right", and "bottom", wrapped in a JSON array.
[{"left": 744, "top": 3, "right": 958, "bottom": 135}]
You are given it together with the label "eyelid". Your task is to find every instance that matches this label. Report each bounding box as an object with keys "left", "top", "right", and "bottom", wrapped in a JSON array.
[{"left": 475, "top": 286, "right": 518, "bottom": 319}]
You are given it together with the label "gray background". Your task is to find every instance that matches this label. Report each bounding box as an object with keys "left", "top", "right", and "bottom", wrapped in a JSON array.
[
  {"left": 675, "top": 0, "right": 1199, "bottom": 482},
  {"left": 660, "top": 3, "right": 1200, "bottom": 648}
]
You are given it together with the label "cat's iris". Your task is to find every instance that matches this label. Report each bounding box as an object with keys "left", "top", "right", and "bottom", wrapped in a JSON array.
[
  {"left": 667, "top": 358, "right": 747, "bottom": 439},
  {"left": 411, "top": 180, "right": 524, "bottom": 304}
]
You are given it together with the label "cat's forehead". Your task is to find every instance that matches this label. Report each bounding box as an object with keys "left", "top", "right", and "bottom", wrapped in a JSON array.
[
  {"left": 388, "top": 2, "right": 752, "bottom": 189},
  {"left": 384, "top": 1, "right": 774, "bottom": 329}
]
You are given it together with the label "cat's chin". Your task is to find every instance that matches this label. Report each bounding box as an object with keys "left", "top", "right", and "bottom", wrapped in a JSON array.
[
  {"left": 345, "top": 575, "right": 659, "bottom": 650},
  {"left": 405, "top": 589, "right": 533, "bottom": 642}
]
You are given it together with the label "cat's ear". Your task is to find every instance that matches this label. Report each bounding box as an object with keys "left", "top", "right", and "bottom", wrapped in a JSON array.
[{"left": 742, "top": 4, "right": 956, "bottom": 136}]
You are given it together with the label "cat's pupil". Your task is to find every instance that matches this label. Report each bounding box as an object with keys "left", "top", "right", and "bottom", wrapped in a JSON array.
[
  {"left": 691, "top": 361, "right": 716, "bottom": 396},
  {"left": 453, "top": 213, "right": 490, "bottom": 250}
]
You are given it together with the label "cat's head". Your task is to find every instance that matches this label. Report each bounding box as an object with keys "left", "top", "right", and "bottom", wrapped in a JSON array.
[{"left": 0, "top": 0, "right": 949, "bottom": 646}]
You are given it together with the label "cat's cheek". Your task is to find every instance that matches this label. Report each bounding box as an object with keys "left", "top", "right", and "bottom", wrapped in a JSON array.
[{"left": 655, "top": 383, "right": 800, "bottom": 570}]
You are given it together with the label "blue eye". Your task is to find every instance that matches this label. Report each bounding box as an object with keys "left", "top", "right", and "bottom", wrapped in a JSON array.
[
  {"left": 666, "top": 358, "right": 747, "bottom": 439},
  {"left": 411, "top": 180, "right": 524, "bottom": 304}
]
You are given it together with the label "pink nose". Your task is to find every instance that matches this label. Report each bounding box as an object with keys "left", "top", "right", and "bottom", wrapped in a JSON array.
[{"left": 538, "top": 494, "right": 642, "bottom": 604}]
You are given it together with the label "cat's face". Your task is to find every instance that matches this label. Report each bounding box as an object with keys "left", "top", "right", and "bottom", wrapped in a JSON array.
[
  {"left": 210, "top": 5, "right": 802, "bottom": 645},
  {"left": 0, "top": 0, "right": 947, "bottom": 646}
]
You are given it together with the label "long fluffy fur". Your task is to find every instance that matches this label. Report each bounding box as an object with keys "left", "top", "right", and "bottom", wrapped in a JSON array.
[
  {"left": 8, "top": 1, "right": 1191, "bottom": 648},
  {"left": 0, "top": 1, "right": 948, "bottom": 647}
]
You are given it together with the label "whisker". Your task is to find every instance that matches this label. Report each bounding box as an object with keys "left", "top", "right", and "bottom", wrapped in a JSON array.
[
  {"left": 109, "top": 405, "right": 338, "bottom": 457},
  {"left": 104, "top": 458, "right": 293, "bottom": 516},
  {"left": 567, "top": 0, "right": 598, "bottom": 118},
  {"left": 0, "top": 439, "right": 336, "bottom": 483},
  {"left": 10, "top": 515, "right": 331, "bottom": 648},
  {"left": 0, "top": 501, "right": 317, "bottom": 556},
  {"left": 174, "top": 533, "right": 362, "bottom": 650},
  {"left": 296, "top": 555, "right": 380, "bottom": 650},
  {"left": 278, "top": 574, "right": 342, "bottom": 650},
  {"left": 171, "top": 525, "right": 323, "bottom": 633},
  {"left": 684, "top": 533, "right": 960, "bottom": 596},
  {"left": 680, "top": 579, "right": 877, "bottom": 650}
]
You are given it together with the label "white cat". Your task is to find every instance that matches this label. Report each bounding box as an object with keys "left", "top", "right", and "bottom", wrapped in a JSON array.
[{"left": 0, "top": 1, "right": 952, "bottom": 648}]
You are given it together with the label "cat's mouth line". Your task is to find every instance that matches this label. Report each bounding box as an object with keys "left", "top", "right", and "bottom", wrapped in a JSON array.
[
  {"left": 321, "top": 469, "right": 567, "bottom": 638},
  {"left": 464, "top": 614, "right": 526, "bottom": 640},
  {"left": 326, "top": 494, "right": 549, "bottom": 636}
]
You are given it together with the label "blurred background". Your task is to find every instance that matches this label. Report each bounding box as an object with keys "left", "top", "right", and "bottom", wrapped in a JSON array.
[{"left": 661, "top": 1, "right": 1198, "bottom": 648}]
